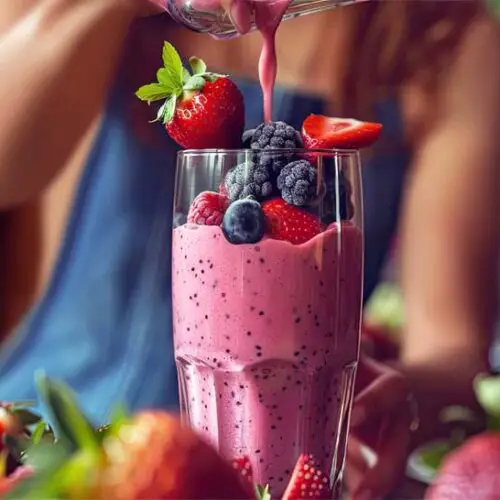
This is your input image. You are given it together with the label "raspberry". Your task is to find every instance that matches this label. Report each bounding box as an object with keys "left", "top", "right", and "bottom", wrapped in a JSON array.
[
  {"left": 224, "top": 161, "right": 274, "bottom": 202},
  {"left": 187, "top": 191, "right": 228, "bottom": 226},
  {"left": 277, "top": 159, "right": 317, "bottom": 206}
]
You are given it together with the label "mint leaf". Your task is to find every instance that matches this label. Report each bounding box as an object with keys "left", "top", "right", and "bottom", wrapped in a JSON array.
[
  {"left": 189, "top": 56, "right": 207, "bottom": 76},
  {"left": 162, "top": 41, "right": 184, "bottom": 89},
  {"left": 183, "top": 75, "right": 206, "bottom": 91},
  {"left": 135, "top": 83, "right": 171, "bottom": 103},
  {"left": 255, "top": 484, "right": 272, "bottom": 500}
]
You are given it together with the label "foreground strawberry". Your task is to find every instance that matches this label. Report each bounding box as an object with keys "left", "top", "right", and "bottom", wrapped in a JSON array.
[
  {"left": 425, "top": 375, "right": 500, "bottom": 500},
  {"left": 302, "top": 115, "right": 382, "bottom": 150},
  {"left": 282, "top": 454, "right": 331, "bottom": 499},
  {"left": 261, "top": 198, "right": 323, "bottom": 245},
  {"left": 7, "top": 376, "right": 255, "bottom": 500},
  {"left": 188, "top": 191, "right": 228, "bottom": 225},
  {"left": 136, "top": 42, "right": 244, "bottom": 149}
]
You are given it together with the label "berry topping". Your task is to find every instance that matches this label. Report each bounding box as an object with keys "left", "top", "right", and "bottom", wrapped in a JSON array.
[
  {"left": 302, "top": 114, "right": 383, "bottom": 150},
  {"left": 282, "top": 453, "right": 331, "bottom": 500},
  {"left": 250, "top": 121, "right": 303, "bottom": 150},
  {"left": 136, "top": 42, "right": 244, "bottom": 149},
  {"left": 187, "top": 191, "right": 228, "bottom": 226},
  {"left": 320, "top": 169, "right": 355, "bottom": 223},
  {"left": 222, "top": 199, "right": 266, "bottom": 245},
  {"left": 277, "top": 159, "right": 318, "bottom": 207},
  {"left": 224, "top": 161, "right": 274, "bottom": 202},
  {"left": 262, "top": 198, "right": 323, "bottom": 245},
  {"left": 231, "top": 455, "right": 254, "bottom": 485}
]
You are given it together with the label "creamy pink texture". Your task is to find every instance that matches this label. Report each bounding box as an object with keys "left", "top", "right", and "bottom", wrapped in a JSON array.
[{"left": 172, "top": 223, "right": 362, "bottom": 495}]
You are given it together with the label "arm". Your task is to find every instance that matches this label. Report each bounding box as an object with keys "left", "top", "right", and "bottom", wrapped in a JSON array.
[
  {"left": 0, "top": 0, "right": 136, "bottom": 209},
  {"left": 400, "top": 16, "right": 500, "bottom": 439}
]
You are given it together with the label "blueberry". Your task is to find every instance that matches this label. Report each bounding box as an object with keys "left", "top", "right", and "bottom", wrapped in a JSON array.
[{"left": 222, "top": 199, "right": 265, "bottom": 245}]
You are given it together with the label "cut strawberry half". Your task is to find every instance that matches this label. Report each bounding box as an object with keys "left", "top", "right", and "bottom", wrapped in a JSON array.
[
  {"left": 282, "top": 453, "right": 331, "bottom": 499},
  {"left": 302, "top": 114, "right": 382, "bottom": 150}
]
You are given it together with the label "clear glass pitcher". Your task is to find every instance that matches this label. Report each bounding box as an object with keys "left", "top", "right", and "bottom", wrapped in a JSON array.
[{"left": 165, "top": 0, "right": 370, "bottom": 39}]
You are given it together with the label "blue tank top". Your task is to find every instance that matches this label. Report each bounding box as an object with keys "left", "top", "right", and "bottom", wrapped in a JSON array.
[{"left": 0, "top": 20, "right": 409, "bottom": 422}]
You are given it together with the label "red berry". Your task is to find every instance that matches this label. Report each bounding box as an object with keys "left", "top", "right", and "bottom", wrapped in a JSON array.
[
  {"left": 187, "top": 191, "right": 228, "bottom": 226},
  {"left": 261, "top": 199, "right": 323, "bottom": 245},
  {"left": 282, "top": 454, "right": 331, "bottom": 500},
  {"left": 302, "top": 114, "right": 382, "bottom": 150},
  {"left": 167, "top": 78, "right": 244, "bottom": 150},
  {"left": 231, "top": 456, "right": 254, "bottom": 485}
]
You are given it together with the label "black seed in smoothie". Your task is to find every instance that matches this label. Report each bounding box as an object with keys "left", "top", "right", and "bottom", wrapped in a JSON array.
[
  {"left": 301, "top": 345, "right": 307, "bottom": 350},
  {"left": 250, "top": 306, "right": 256, "bottom": 312},
  {"left": 246, "top": 259, "right": 252, "bottom": 264},
  {"left": 239, "top": 384, "right": 244, "bottom": 389},
  {"left": 221, "top": 292, "right": 226, "bottom": 298},
  {"left": 225, "top": 349, "right": 230, "bottom": 354},
  {"left": 258, "top": 311, "right": 265, "bottom": 316},
  {"left": 231, "top": 391, "right": 235, "bottom": 397},
  {"left": 225, "top": 314, "right": 230, "bottom": 319},
  {"left": 254, "top": 246, "right": 261, "bottom": 252},
  {"left": 298, "top": 404, "right": 304, "bottom": 410},
  {"left": 259, "top": 257, "right": 265, "bottom": 264},
  {"left": 210, "top": 263, "right": 213, "bottom": 269},
  {"left": 255, "top": 345, "right": 262, "bottom": 350},
  {"left": 257, "top": 352, "right": 263, "bottom": 358},
  {"left": 255, "top": 449, "right": 261, "bottom": 454},
  {"left": 236, "top": 401, "right": 242, "bottom": 406},
  {"left": 224, "top": 382, "right": 228, "bottom": 386},
  {"left": 191, "top": 267, "right": 195, "bottom": 272},
  {"left": 293, "top": 351, "right": 300, "bottom": 357},
  {"left": 295, "top": 317, "right": 301, "bottom": 324},
  {"left": 201, "top": 269, "right": 205, "bottom": 274},
  {"left": 247, "top": 330, "right": 252, "bottom": 337},
  {"left": 259, "top": 458, "right": 264, "bottom": 464}
]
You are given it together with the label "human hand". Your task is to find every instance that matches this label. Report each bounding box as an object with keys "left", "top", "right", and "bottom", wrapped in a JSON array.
[{"left": 345, "top": 356, "right": 417, "bottom": 500}]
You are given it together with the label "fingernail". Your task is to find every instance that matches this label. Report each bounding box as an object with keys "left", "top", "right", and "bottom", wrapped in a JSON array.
[{"left": 350, "top": 406, "right": 365, "bottom": 427}]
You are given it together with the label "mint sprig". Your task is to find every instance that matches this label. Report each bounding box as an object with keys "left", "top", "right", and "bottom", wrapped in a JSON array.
[{"left": 135, "top": 41, "right": 225, "bottom": 125}]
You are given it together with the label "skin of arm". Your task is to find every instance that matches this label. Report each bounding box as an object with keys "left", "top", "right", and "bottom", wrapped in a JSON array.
[
  {"left": 0, "top": 0, "right": 137, "bottom": 209},
  {"left": 399, "top": 15, "right": 500, "bottom": 443}
]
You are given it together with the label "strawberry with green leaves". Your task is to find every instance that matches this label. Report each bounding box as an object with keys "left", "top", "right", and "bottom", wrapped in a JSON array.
[
  {"left": 136, "top": 42, "right": 245, "bottom": 149},
  {"left": 7, "top": 375, "right": 255, "bottom": 500}
]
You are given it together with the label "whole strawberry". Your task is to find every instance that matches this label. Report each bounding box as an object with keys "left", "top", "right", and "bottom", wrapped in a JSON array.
[
  {"left": 136, "top": 42, "right": 244, "bottom": 149},
  {"left": 261, "top": 198, "right": 323, "bottom": 245},
  {"left": 425, "top": 434, "right": 500, "bottom": 500}
]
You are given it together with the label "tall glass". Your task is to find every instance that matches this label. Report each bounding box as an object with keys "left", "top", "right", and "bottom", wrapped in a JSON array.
[{"left": 172, "top": 148, "right": 363, "bottom": 498}]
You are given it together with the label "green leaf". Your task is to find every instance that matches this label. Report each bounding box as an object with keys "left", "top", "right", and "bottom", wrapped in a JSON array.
[
  {"left": 31, "top": 421, "right": 48, "bottom": 445},
  {"left": 418, "top": 442, "right": 453, "bottom": 471},
  {"left": 255, "top": 484, "right": 272, "bottom": 500},
  {"left": 189, "top": 56, "right": 207, "bottom": 76},
  {"left": 156, "top": 68, "right": 179, "bottom": 92},
  {"left": 162, "top": 41, "right": 184, "bottom": 89},
  {"left": 474, "top": 374, "right": 500, "bottom": 418},
  {"left": 135, "top": 83, "right": 172, "bottom": 103},
  {"left": 160, "top": 96, "right": 177, "bottom": 124},
  {"left": 24, "top": 440, "right": 70, "bottom": 472},
  {"left": 183, "top": 75, "right": 206, "bottom": 91},
  {"left": 182, "top": 67, "right": 191, "bottom": 83},
  {"left": 35, "top": 372, "right": 98, "bottom": 453}
]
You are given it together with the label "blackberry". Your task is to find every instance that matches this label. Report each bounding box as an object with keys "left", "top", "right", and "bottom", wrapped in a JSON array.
[
  {"left": 242, "top": 129, "right": 255, "bottom": 148},
  {"left": 250, "top": 121, "right": 303, "bottom": 176},
  {"left": 250, "top": 121, "right": 303, "bottom": 150},
  {"left": 224, "top": 161, "right": 274, "bottom": 202},
  {"left": 277, "top": 159, "right": 317, "bottom": 207},
  {"left": 320, "top": 169, "right": 354, "bottom": 223}
]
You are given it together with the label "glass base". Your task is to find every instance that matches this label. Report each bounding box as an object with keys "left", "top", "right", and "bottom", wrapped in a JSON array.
[{"left": 177, "top": 356, "right": 357, "bottom": 497}]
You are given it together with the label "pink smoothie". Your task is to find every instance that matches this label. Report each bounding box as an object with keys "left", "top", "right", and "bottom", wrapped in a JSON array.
[{"left": 172, "top": 223, "right": 362, "bottom": 495}]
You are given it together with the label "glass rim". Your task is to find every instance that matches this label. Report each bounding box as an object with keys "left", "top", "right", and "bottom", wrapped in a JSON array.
[{"left": 178, "top": 147, "right": 361, "bottom": 157}]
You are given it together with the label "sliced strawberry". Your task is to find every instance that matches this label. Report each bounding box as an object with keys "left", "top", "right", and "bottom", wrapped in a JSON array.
[
  {"left": 282, "top": 454, "right": 331, "bottom": 500},
  {"left": 262, "top": 199, "right": 323, "bottom": 245},
  {"left": 231, "top": 455, "right": 254, "bottom": 485},
  {"left": 302, "top": 114, "right": 382, "bottom": 150},
  {"left": 136, "top": 42, "right": 244, "bottom": 149},
  {"left": 187, "top": 191, "right": 228, "bottom": 226}
]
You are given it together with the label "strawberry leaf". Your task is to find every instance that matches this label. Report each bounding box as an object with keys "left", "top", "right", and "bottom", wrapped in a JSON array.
[
  {"left": 189, "top": 56, "right": 207, "bottom": 76},
  {"left": 135, "top": 83, "right": 172, "bottom": 103},
  {"left": 255, "top": 484, "right": 271, "bottom": 500},
  {"left": 35, "top": 373, "right": 98, "bottom": 453},
  {"left": 162, "top": 41, "right": 184, "bottom": 89},
  {"left": 156, "top": 68, "right": 178, "bottom": 92},
  {"left": 183, "top": 75, "right": 206, "bottom": 91},
  {"left": 161, "top": 96, "right": 177, "bottom": 124},
  {"left": 183, "top": 67, "right": 192, "bottom": 83}
]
